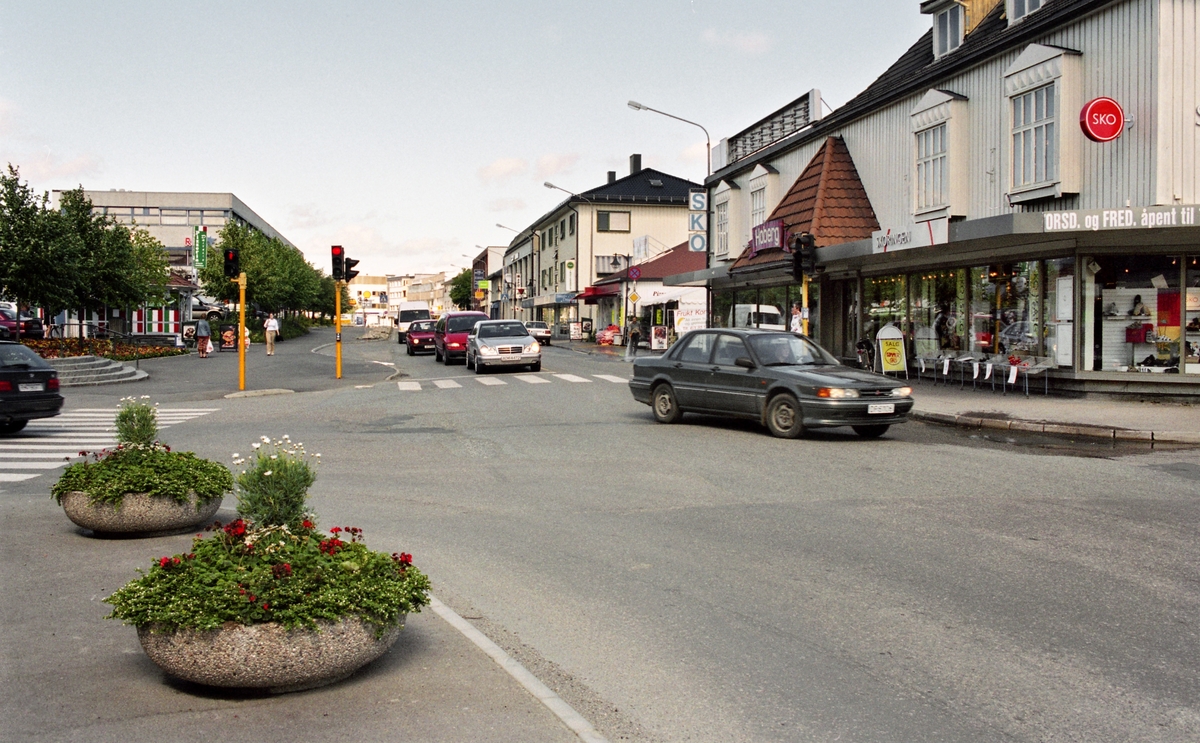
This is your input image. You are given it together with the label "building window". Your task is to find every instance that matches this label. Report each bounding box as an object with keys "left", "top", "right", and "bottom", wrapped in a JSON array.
[
  {"left": 916, "top": 123, "right": 948, "bottom": 211},
  {"left": 750, "top": 187, "right": 766, "bottom": 228},
  {"left": 715, "top": 201, "right": 729, "bottom": 257},
  {"left": 1012, "top": 83, "right": 1056, "bottom": 188},
  {"left": 1009, "top": 0, "right": 1043, "bottom": 22},
  {"left": 934, "top": 4, "right": 963, "bottom": 57},
  {"left": 569, "top": 213, "right": 575, "bottom": 235},
  {"left": 597, "top": 211, "right": 631, "bottom": 232},
  {"left": 559, "top": 219, "right": 566, "bottom": 240}
]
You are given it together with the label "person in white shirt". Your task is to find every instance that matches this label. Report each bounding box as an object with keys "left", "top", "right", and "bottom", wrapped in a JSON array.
[
  {"left": 789, "top": 302, "right": 803, "bottom": 333},
  {"left": 264, "top": 314, "right": 280, "bottom": 355}
]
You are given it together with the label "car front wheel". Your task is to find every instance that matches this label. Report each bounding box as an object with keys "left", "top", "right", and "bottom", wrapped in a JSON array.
[
  {"left": 651, "top": 384, "right": 682, "bottom": 424},
  {"left": 852, "top": 424, "right": 890, "bottom": 439},
  {"left": 765, "top": 394, "right": 804, "bottom": 439}
]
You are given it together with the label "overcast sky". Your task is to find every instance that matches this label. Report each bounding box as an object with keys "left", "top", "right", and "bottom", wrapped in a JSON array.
[{"left": 1, "top": 1, "right": 928, "bottom": 277}]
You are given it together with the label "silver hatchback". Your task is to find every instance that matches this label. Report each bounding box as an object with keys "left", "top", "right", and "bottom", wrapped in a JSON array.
[{"left": 466, "top": 320, "right": 542, "bottom": 373}]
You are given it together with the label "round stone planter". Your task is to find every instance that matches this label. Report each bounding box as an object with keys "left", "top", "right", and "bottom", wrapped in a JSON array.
[
  {"left": 59, "top": 491, "right": 222, "bottom": 536},
  {"left": 137, "top": 616, "right": 405, "bottom": 693}
]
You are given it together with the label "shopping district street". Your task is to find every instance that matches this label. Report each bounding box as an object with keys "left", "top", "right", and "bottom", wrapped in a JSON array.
[{"left": 2, "top": 326, "right": 1198, "bottom": 743}]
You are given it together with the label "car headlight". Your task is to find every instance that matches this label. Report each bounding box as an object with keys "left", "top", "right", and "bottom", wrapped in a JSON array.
[
  {"left": 892, "top": 386, "right": 913, "bottom": 397},
  {"left": 525, "top": 341, "right": 540, "bottom": 353},
  {"left": 479, "top": 344, "right": 499, "bottom": 356},
  {"left": 816, "top": 388, "right": 859, "bottom": 399}
]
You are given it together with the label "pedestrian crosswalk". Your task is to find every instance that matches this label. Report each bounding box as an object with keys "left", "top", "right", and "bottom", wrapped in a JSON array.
[
  {"left": 0, "top": 408, "right": 220, "bottom": 484},
  {"left": 396, "top": 373, "right": 628, "bottom": 392}
]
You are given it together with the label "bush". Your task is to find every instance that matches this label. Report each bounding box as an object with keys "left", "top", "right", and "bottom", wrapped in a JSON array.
[
  {"left": 234, "top": 436, "right": 317, "bottom": 529},
  {"left": 115, "top": 396, "right": 158, "bottom": 447},
  {"left": 22, "top": 338, "right": 186, "bottom": 361}
]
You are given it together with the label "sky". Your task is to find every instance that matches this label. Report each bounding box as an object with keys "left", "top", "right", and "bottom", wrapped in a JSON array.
[{"left": 1, "top": 1, "right": 929, "bottom": 277}]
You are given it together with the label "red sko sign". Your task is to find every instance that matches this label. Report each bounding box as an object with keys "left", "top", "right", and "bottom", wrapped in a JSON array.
[{"left": 1080, "top": 97, "right": 1125, "bottom": 142}]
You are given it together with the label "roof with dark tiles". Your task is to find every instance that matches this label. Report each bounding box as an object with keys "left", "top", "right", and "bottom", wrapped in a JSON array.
[
  {"left": 579, "top": 168, "right": 701, "bottom": 205},
  {"left": 730, "top": 137, "right": 879, "bottom": 273}
]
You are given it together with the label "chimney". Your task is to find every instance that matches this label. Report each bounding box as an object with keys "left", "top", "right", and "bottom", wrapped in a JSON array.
[
  {"left": 607, "top": 171, "right": 616, "bottom": 184},
  {"left": 629, "top": 154, "right": 642, "bottom": 174}
]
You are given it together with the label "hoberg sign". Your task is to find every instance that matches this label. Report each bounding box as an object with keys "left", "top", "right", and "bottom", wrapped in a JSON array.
[{"left": 1042, "top": 205, "right": 1198, "bottom": 232}]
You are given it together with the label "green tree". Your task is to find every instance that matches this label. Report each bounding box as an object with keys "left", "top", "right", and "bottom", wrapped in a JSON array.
[
  {"left": 198, "top": 222, "right": 326, "bottom": 315},
  {"left": 448, "top": 268, "right": 473, "bottom": 310}
]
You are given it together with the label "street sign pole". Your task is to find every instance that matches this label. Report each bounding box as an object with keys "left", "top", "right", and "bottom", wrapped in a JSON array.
[{"left": 335, "top": 281, "right": 343, "bottom": 379}]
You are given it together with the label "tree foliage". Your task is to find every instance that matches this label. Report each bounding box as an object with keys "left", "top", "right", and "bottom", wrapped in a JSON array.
[
  {"left": 198, "top": 221, "right": 328, "bottom": 314},
  {"left": 448, "top": 268, "right": 473, "bottom": 310}
]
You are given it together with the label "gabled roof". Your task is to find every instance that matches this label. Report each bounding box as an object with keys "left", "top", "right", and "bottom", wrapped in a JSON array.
[
  {"left": 579, "top": 168, "right": 701, "bottom": 205},
  {"left": 708, "top": 0, "right": 1117, "bottom": 184},
  {"left": 730, "top": 136, "right": 879, "bottom": 272},
  {"left": 595, "top": 241, "right": 706, "bottom": 285}
]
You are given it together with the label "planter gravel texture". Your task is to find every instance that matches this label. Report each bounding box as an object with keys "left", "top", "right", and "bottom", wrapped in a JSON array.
[
  {"left": 59, "top": 491, "right": 222, "bottom": 535},
  {"left": 137, "top": 616, "right": 405, "bottom": 693}
]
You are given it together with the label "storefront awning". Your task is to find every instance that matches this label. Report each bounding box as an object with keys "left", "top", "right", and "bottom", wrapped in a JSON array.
[
  {"left": 574, "top": 284, "right": 622, "bottom": 304},
  {"left": 634, "top": 286, "right": 705, "bottom": 308}
]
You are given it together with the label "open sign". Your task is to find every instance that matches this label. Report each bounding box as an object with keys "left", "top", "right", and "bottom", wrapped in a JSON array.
[{"left": 1080, "top": 97, "right": 1124, "bottom": 142}]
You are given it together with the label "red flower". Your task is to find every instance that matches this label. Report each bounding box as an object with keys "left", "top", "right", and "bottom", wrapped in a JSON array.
[
  {"left": 302, "top": 519, "right": 314, "bottom": 529},
  {"left": 262, "top": 603, "right": 269, "bottom": 611},
  {"left": 330, "top": 527, "right": 342, "bottom": 534},
  {"left": 393, "top": 552, "right": 413, "bottom": 567},
  {"left": 248, "top": 594, "right": 257, "bottom": 603},
  {"left": 159, "top": 556, "right": 171, "bottom": 568},
  {"left": 171, "top": 556, "right": 181, "bottom": 566},
  {"left": 318, "top": 538, "right": 344, "bottom": 555}
]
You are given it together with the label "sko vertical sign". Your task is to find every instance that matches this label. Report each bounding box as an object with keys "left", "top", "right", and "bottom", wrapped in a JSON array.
[{"left": 688, "top": 189, "right": 707, "bottom": 252}]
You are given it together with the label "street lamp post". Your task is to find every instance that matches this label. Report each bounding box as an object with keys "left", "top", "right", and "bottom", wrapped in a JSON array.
[
  {"left": 497, "top": 223, "right": 536, "bottom": 321},
  {"left": 545, "top": 182, "right": 596, "bottom": 340},
  {"left": 627, "top": 100, "right": 712, "bottom": 177}
]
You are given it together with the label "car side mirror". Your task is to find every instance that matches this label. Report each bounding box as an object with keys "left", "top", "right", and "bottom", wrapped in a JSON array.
[{"left": 735, "top": 357, "right": 756, "bottom": 370}]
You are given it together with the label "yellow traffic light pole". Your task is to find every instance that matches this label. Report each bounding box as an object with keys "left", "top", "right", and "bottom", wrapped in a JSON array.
[
  {"left": 236, "top": 272, "right": 247, "bottom": 391},
  {"left": 335, "top": 280, "right": 343, "bottom": 379},
  {"left": 802, "top": 275, "right": 810, "bottom": 337}
]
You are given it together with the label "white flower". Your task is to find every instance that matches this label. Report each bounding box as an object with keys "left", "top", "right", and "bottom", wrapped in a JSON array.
[
  {"left": 263, "top": 470, "right": 273, "bottom": 476},
  {"left": 269, "top": 455, "right": 278, "bottom": 460},
  {"left": 252, "top": 443, "right": 261, "bottom": 449},
  {"left": 261, "top": 436, "right": 270, "bottom": 443},
  {"left": 282, "top": 435, "right": 290, "bottom": 440}
]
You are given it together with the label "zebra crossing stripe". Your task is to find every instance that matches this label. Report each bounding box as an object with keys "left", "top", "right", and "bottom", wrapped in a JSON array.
[
  {"left": 515, "top": 375, "right": 551, "bottom": 384},
  {"left": 593, "top": 375, "right": 628, "bottom": 383},
  {"left": 0, "top": 474, "right": 39, "bottom": 482},
  {"left": 0, "top": 462, "right": 67, "bottom": 470},
  {"left": 476, "top": 378, "right": 506, "bottom": 386},
  {"left": 397, "top": 381, "right": 422, "bottom": 391},
  {"left": 553, "top": 374, "right": 592, "bottom": 383},
  {"left": 433, "top": 380, "right": 462, "bottom": 389}
]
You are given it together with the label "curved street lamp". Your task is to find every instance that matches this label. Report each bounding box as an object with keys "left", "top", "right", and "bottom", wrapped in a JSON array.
[{"left": 627, "top": 100, "right": 711, "bottom": 176}]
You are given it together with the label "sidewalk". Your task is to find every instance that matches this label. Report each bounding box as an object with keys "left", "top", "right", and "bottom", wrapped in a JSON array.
[{"left": 908, "top": 379, "right": 1200, "bottom": 444}]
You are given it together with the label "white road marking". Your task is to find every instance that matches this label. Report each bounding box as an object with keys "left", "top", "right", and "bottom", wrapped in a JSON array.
[
  {"left": 0, "top": 474, "right": 39, "bottom": 482},
  {"left": 397, "top": 382, "right": 422, "bottom": 391},
  {"left": 0, "top": 461, "right": 67, "bottom": 470},
  {"left": 553, "top": 374, "right": 592, "bottom": 383},
  {"left": 433, "top": 379, "right": 462, "bottom": 389},
  {"left": 593, "top": 375, "right": 628, "bottom": 383},
  {"left": 476, "top": 378, "right": 507, "bottom": 386},
  {"left": 515, "top": 375, "right": 551, "bottom": 384}
]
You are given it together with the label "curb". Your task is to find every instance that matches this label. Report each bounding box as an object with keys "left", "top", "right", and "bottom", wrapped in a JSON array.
[
  {"left": 224, "top": 388, "right": 296, "bottom": 399},
  {"left": 910, "top": 409, "right": 1200, "bottom": 445}
]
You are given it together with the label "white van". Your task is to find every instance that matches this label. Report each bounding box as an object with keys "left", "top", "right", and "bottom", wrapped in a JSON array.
[
  {"left": 729, "top": 304, "right": 785, "bottom": 330},
  {"left": 395, "top": 302, "right": 432, "bottom": 341}
]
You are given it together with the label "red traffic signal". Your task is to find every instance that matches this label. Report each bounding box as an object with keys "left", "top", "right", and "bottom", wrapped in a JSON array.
[
  {"left": 223, "top": 248, "right": 240, "bottom": 278},
  {"left": 331, "top": 245, "right": 344, "bottom": 280}
]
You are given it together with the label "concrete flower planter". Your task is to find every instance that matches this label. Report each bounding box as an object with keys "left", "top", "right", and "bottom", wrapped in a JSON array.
[
  {"left": 59, "top": 491, "right": 222, "bottom": 535},
  {"left": 137, "top": 616, "right": 405, "bottom": 693}
]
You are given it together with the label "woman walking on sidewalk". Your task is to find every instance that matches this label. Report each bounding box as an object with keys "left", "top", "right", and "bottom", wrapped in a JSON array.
[
  {"left": 264, "top": 313, "right": 280, "bottom": 356},
  {"left": 195, "top": 318, "right": 211, "bottom": 358}
]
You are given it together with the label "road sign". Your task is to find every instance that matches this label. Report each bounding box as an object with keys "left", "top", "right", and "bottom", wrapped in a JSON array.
[
  {"left": 474, "top": 290, "right": 485, "bottom": 299},
  {"left": 628, "top": 266, "right": 642, "bottom": 280},
  {"left": 193, "top": 226, "right": 208, "bottom": 268},
  {"left": 629, "top": 291, "right": 640, "bottom": 304}
]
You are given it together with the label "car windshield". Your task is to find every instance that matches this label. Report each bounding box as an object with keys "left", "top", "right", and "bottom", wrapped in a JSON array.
[
  {"left": 447, "top": 316, "right": 484, "bottom": 333},
  {"left": 748, "top": 334, "right": 840, "bottom": 366},
  {"left": 409, "top": 321, "right": 434, "bottom": 332},
  {"left": 526, "top": 322, "right": 547, "bottom": 329},
  {"left": 478, "top": 322, "right": 527, "bottom": 339},
  {"left": 0, "top": 344, "right": 50, "bottom": 369},
  {"left": 399, "top": 309, "right": 430, "bottom": 322}
]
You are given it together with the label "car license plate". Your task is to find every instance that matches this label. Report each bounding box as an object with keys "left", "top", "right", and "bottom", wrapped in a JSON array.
[
  {"left": 19, "top": 383, "right": 43, "bottom": 392},
  {"left": 867, "top": 403, "right": 894, "bottom": 415}
]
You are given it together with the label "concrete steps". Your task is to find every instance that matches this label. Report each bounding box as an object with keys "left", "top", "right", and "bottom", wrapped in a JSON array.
[{"left": 48, "top": 356, "right": 149, "bottom": 386}]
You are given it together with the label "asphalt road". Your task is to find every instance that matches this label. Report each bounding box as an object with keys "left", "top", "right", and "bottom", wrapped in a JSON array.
[{"left": 4, "top": 326, "right": 1199, "bottom": 742}]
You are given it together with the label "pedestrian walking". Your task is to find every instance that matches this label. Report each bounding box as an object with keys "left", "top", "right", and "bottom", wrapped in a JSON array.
[
  {"left": 264, "top": 313, "right": 280, "bottom": 356},
  {"left": 790, "top": 302, "right": 802, "bottom": 333},
  {"left": 626, "top": 318, "right": 642, "bottom": 360},
  {"left": 195, "top": 318, "right": 211, "bottom": 358}
]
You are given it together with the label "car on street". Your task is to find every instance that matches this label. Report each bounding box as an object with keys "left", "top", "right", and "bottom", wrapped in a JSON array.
[
  {"left": 405, "top": 319, "right": 436, "bottom": 355},
  {"left": 433, "top": 310, "right": 490, "bottom": 365},
  {"left": 190, "top": 297, "right": 225, "bottom": 322},
  {"left": 0, "top": 308, "right": 45, "bottom": 340},
  {"left": 0, "top": 341, "right": 62, "bottom": 434},
  {"left": 395, "top": 301, "right": 432, "bottom": 342},
  {"left": 466, "top": 319, "right": 541, "bottom": 373},
  {"left": 628, "top": 328, "right": 913, "bottom": 439},
  {"left": 524, "top": 320, "right": 552, "bottom": 345}
]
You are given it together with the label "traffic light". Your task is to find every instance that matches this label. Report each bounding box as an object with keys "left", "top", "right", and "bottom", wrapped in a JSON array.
[
  {"left": 343, "top": 256, "right": 360, "bottom": 282},
  {"left": 331, "top": 245, "right": 344, "bottom": 280},
  {"left": 791, "top": 232, "right": 816, "bottom": 281},
  {"left": 223, "top": 248, "right": 240, "bottom": 278}
]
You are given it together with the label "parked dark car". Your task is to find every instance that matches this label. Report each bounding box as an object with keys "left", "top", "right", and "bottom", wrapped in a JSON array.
[
  {"left": 433, "top": 310, "right": 490, "bottom": 365},
  {"left": 0, "top": 308, "right": 45, "bottom": 340},
  {"left": 0, "top": 341, "right": 62, "bottom": 434},
  {"left": 405, "top": 319, "right": 437, "bottom": 356},
  {"left": 628, "top": 329, "right": 913, "bottom": 439}
]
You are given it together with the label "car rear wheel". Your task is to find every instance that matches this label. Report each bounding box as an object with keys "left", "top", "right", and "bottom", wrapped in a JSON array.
[
  {"left": 651, "top": 384, "right": 682, "bottom": 424},
  {"left": 0, "top": 420, "right": 28, "bottom": 435},
  {"left": 852, "top": 424, "right": 890, "bottom": 439},
  {"left": 765, "top": 394, "right": 804, "bottom": 439}
]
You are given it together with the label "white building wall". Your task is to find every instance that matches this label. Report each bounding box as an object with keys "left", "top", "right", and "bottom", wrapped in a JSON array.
[{"left": 1156, "top": 0, "right": 1199, "bottom": 204}]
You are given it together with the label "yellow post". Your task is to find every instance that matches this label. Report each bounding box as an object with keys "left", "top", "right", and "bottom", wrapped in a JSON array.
[
  {"left": 801, "top": 275, "right": 810, "bottom": 336},
  {"left": 335, "top": 280, "right": 342, "bottom": 379},
  {"left": 238, "top": 272, "right": 247, "bottom": 391}
]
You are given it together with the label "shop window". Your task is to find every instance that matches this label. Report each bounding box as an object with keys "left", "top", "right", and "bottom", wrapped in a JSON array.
[
  {"left": 759, "top": 286, "right": 788, "bottom": 330},
  {"left": 969, "top": 263, "right": 1038, "bottom": 359},
  {"left": 715, "top": 201, "right": 729, "bottom": 257},
  {"left": 1188, "top": 258, "right": 1200, "bottom": 374},
  {"left": 597, "top": 211, "right": 631, "bottom": 232},
  {"left": 1004, "top": 45, "right": 1082, "bottom": 203},
  {"left": 934, "top": 3, "right": 964, "bottom": 58},
  {"left": 909, "top": 270, "right": 963, "bottom": 358},
  {"left": 1080, "top": 256, "right": 1182, "bottom": 373},
  {"left": 712, "top": 290, "right": 735, "bottom": 328},
  {"left": 1042, "top": 258, "right": 1075, "bottom": 368},
  {"left": 1008, "top": 0, "right": 1044, "bottom": 23},
  {"left": 863, "top": 275, "right": 906, "bottom": 345}
]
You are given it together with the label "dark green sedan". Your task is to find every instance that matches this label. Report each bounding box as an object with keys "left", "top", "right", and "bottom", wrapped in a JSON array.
[{"left": 628, "top": 329, "right": 913, "bottom": 439}]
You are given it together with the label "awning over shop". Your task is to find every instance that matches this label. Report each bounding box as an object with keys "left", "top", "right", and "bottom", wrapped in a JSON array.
[
  {"left": 634, "top": 286, "right": 705, "bottom": 308},
  {"left": 574, "top": 284, "right": 622, "bottom": 304}
]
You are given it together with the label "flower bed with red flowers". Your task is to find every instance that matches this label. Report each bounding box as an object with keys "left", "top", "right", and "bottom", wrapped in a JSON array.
[{"left": 22, "top": 338, "right": 187, "bottom": 361}]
